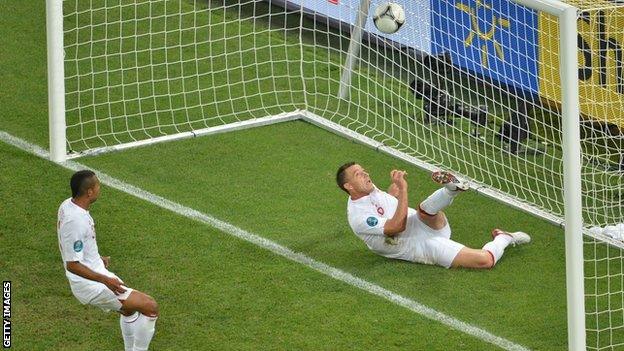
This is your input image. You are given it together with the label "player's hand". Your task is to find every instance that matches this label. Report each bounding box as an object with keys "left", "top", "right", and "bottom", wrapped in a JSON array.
[
  {"left": 104, "top": 277, "right": 126, "bottom": 295},
  {"left": 390, "top": 169, "right": 408, "bottom": 190},
  {"left": 101, "top": 256, "right": 110, "bottom": 269}
]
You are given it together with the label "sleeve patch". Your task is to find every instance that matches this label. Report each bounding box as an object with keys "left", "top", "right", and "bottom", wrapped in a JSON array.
[
  {"left": 73, "top": 240, "right": 83, "bottom": 252},
  {"left": 366, "top": 217, "right": 379, "bottom": 227}
]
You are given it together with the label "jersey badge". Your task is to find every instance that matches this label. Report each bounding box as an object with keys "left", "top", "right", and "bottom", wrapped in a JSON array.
[
  {"left": 366, "top": 217, "right": 378, "bottom": 227},
  {"left": 73, "top": 240, "right": 83, "bottom": 252}
]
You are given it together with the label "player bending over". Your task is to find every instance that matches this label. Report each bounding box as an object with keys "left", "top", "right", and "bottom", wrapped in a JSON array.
[
  {"left": 57, "top": 170, "right": 158, "bottom": 350},
  {"left": 336, "top": 162, "right": 530, "bottom": 269}
]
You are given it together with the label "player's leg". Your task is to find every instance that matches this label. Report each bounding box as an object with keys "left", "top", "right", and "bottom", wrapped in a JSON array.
[
  {"left": 119, "top": 310, "right": 140, "bottom": 351},
  {"left": 417, "top": 210, "right": 448, "bottom": 230},
  {"left": 421, "top": 236, "right": 467, "bottom": 268},
  {"left": 73, "top": 280, "right": 142, "bottom": 351},
  {"left": 120, "top": 290, "right": 159, "bottom": 316},
  {"left": 450, "top": 247, "right": 494, "bottom": 269},
  {"left": 451, "top": 229, "right": 531, "bottom": 269},
  {"left": 481, "top": 229, "right": 531, "bottom": 266},
  {"left": 120, "top": 290, "right": 159, "bottom": 351},
  {"left": 419, "top": 171, "right": 468, "bottom": 227}
]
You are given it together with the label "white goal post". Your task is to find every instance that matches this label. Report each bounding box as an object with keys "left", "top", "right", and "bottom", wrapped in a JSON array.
[
  {"left": 510, "top": 3, "right": 585, "bottom": 350},
  {"left": 46, "top": 0, "right": 624, "bottom": 350},
  {"left": 46, "top": 0, "right": 67, "bottom": 163}
]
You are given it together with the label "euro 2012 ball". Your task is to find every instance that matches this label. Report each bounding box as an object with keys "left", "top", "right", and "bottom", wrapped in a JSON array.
[{"left": 373, "top": 2, "right": 405, "bottom": 34}]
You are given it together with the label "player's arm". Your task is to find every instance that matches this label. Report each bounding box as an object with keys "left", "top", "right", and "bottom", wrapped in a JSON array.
[
  {"left": 387, "top": 183, "right": 400, "bottom": 198},
  {"left": 66, "top": 261, "right": 126, "bottom": 295},
  {"left": 59, "top": 218, "right": 125, "bottom": 295},
  {"left": 383, "top": 170, "right": 408, "bottom": 237}
]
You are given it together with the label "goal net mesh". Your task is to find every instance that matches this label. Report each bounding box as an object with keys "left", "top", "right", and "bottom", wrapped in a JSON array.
[{"left": 61, "top": 0, "right": 623, "bottom": 348}]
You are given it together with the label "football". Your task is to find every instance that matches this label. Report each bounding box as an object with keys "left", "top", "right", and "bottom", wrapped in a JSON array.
[{"left": 373, "top": 2, "right": 405, "bottom": 34}]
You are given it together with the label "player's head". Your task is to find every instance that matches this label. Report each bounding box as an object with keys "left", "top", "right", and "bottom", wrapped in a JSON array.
[
  {"left": 336, "top": 162, "right": 374, "bottom": 197},
  {"left": 70, "top": 170, "right": 100, "bottom": 203}
]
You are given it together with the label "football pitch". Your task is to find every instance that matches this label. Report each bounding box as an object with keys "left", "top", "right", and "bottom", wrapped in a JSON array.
[{"left": 0, "top": 0, "right": 576, "bottom": 350}]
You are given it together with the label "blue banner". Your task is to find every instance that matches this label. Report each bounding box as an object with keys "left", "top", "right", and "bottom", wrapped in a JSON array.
[{"left": 431, "top": 0, "right": 539, "bottom": 93}]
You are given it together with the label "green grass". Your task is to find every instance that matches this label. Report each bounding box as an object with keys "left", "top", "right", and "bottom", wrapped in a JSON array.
[
  {"left": 78, "top": 120, "right": 570, "bottom": 349},
  {"left": 1, "top": 141, "right": 506, "bottom": 351},
  {"left": 1, "top": 118, "right": 569, "bottom": 350},
  {"left": 0, "top": 0, "right": 622, "bottom": 350}
]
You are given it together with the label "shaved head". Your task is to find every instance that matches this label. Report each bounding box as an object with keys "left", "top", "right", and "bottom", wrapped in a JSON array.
[{"left": 70, "top": 170, "right": 97, "bottom": 198}]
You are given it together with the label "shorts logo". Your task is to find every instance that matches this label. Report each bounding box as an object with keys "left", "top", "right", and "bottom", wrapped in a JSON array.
[
  {"left": 366, "top": 217, "right": 378, "bottom": 227},
  {"left": 73, "top": 240, "right": 83, "bottom": 252}
]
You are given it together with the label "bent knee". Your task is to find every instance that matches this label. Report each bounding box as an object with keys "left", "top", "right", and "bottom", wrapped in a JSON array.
[
  {"left": 417, "top": 211, "right": 447, "bottom": 230},
  {"left": 476, "top": 252, "right": 494, "bottom": 269},
  {"left": 146, "top": 297, "right": 159, "bottom": 317},
  {"left": 136, "top": 293, "right": 159, "bottom": 317}
]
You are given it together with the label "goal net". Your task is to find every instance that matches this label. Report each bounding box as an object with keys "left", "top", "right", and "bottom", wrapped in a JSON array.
[
  {"left": 573, "top": 4, "right": 624, "bottom": 349},
  {"left": 51, "top": 0, "right": 623, "bottom": 348}
]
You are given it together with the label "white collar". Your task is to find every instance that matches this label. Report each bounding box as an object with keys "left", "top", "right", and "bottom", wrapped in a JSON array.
[{"left": 69, "top": 197, "right": 89, "bottom": 214}]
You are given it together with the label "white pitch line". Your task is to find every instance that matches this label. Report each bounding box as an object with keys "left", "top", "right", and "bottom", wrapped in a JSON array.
[{"left": 1, "top": 130, "right": 530, "bottom": 351}]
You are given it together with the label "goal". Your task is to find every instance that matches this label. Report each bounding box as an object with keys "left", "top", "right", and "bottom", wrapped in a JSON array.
[{"left": 46, "top": 0, "right": 624, "bottom": 349}]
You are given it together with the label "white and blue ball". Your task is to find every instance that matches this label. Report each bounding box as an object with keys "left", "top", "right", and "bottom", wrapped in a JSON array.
[{"left": 373, "top": 2, "right": 406, "bottom": 35}]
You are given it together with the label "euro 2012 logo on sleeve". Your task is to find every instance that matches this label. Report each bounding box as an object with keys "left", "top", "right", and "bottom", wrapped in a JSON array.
[
  {"left": 366, "top": 217, "right": 378, "bottom": 227},
  {"left": 73, "top": 240, "right": 83, "bottom": 252}
]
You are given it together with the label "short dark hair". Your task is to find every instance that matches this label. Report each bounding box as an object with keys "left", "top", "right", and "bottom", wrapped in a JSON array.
[
  {"left": 336, "top": 162, "right": 356, "bottom": 194},
  {"left": 70, "top": 170, "right": 97, "bottom": 198}
]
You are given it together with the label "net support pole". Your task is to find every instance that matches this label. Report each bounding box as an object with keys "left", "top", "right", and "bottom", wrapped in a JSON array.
[
  {"left": 513, "top": 1, "right": 585, "bottom": 349},
  {"left": 560, "top": 6, "right": 586, "bottom": 351},
  {"left": 46, "top": 0, "right": 67, "bottom": 163},
  {"left": 338, "top": 0, "right": 371, "bottom": 99}
]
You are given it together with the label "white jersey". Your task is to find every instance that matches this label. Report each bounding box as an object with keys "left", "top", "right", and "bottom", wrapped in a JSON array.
[
  {"left": 347, "top": 187, "right": 419, "bottom": 261},
  {"left": 57, "top": 198, "right": 112, "bottom": 285}
]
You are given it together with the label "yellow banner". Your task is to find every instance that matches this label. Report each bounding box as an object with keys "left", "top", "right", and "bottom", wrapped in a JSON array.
[{"left": 538, "top": 4, "right": 624, "bottom": 127}]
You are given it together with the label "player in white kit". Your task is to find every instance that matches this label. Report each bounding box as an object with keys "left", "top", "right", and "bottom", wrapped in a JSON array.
[
  {"left": 57, "top": 170, "right": 158, "bottom": 351},
  {"left": 336, "top": 163, "right": 530, "bottom": 269}
]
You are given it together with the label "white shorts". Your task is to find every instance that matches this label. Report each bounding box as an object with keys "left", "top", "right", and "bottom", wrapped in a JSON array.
[
  {"left": 408, "top": 214, "right": 465, "bottom": 268},
  {"left": 70, "top": 273, "right": 134, "bottom": 312}
]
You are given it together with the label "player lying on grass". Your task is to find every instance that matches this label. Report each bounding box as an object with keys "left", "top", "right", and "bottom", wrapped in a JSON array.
[
  {"left": 336, "top": 162, "right": 530, "bottom": 269},
  {"left": 57, "top": 170, "right": 158, "bottom": 351}
]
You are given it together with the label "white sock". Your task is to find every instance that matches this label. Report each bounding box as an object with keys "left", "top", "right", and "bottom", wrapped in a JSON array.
[
  {"left": 419, "top": 188, "right": 458, "bottom": 215},
  {"left": 133, "top": 313, "right": 158, "bottom": 351},
  {"left": 482, "top": 234, "right": 513, "bottom": 266},
  {"left": 120, "top": 312, "right": 139, "bottom": 351}
]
